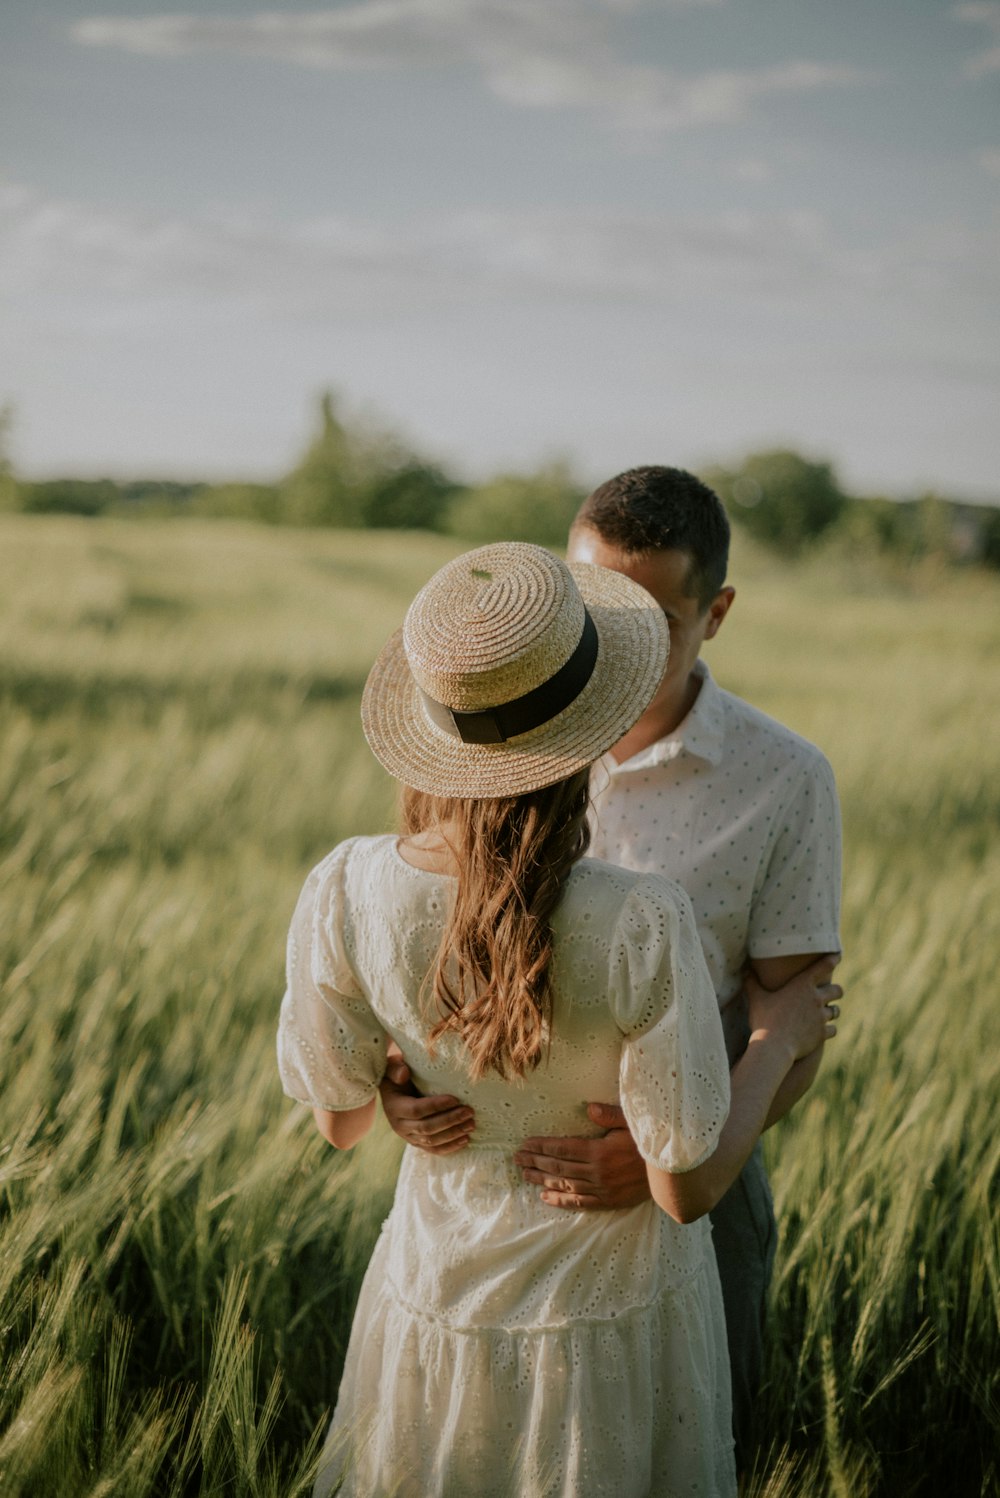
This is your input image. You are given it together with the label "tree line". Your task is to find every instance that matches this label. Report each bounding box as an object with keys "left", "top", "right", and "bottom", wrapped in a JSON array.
[{"left": 3, "top": 392, "right": 999, "bottom": 569}]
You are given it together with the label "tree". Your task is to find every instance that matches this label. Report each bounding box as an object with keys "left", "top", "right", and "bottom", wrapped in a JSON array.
[
  {"left": 445, "top": 462, "right": 585, "bottom": 548},
  {"left": 279, "top": 391, "right": 370, "bottom": 527},
  {"left": 0, "top": 404, "right": 18, "bottom": 511},
  {"left": 19, "top": 479, "right": 118, "bottom": 516},
  {"left": 706, "top": 449, "right": 847, "bottom": 554},
  {"left": 980, "top": 508, "right": 1000, "bottom": 570},
  {"left": 279, "top": 391, "right": 458, "bottom": 531},
  {"left": 364, "top": 460, "right": 458, "bottom": 531}
]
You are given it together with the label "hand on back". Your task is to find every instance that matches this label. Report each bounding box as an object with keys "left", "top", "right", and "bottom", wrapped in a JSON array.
[
  {"left": 381, "top": 1059, "right": 648, "bottom": 1210},
  {"left": 383, "top": 955, "right": 844, "bottom": 1205},
  {"left": 514, "top": 1104, "right": 650, "bottom": 1211},
  {"left": 379, "top": 1052, "right": 475, "bottom": 1156}
]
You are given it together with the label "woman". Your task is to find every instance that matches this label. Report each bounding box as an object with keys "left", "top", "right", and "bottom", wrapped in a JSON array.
[{"left": 278, "top": 542, "right": 833, "bottom": 1497}]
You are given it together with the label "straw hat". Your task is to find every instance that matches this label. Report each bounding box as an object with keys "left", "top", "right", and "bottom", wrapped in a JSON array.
[{"left": 361, "top": 542, "right": 668, "bottom": 798}]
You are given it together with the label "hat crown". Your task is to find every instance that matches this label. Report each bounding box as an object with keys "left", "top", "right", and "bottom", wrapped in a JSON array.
[{"left": 403, "top": 543, "right": 586, "bottom": 713}]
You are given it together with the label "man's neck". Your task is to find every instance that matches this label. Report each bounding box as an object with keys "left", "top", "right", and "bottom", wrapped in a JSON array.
[{"left": 610, "top": 667, "right": 705, "bottom": 765}]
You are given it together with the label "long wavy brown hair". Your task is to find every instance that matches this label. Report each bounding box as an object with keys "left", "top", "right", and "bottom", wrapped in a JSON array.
[{"left": 400, "top": 768, "right": 592, "bottom": 1081}]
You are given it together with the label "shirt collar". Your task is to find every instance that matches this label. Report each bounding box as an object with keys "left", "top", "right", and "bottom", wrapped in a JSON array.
[{"left": 601, "top": 659, "right": 726, "bottom": 776}]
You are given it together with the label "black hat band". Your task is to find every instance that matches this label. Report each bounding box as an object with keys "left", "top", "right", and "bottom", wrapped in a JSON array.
[{"left": 418, "top": 609, "right": 599, "bottom": 746}]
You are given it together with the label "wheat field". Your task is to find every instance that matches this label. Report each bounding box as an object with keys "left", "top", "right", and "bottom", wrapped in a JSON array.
[{"left": 1, "top": 513, "right": 997, "bottom": 1496}]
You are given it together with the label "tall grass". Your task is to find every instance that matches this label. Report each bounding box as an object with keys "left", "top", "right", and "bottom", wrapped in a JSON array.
[{"left": 1, "top": 514, "right": 997, "bottom": 1494}]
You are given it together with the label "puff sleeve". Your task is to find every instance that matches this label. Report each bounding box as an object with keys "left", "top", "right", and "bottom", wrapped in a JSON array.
[
  {"left": 277, "top": 843, "right": 388, "bottom": 1111},
  {"left": 610, "top": 875, "right": 730, "bottom": 1173}
]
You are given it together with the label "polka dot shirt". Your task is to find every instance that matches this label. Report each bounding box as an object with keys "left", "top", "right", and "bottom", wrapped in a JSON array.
[{"left": 588, "top": 660, "right": 842, "bottom": 1063}]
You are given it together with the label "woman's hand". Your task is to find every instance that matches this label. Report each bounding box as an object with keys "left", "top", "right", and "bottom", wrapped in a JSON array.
[{"left": 745, "top": 957, "right": 843, "bottom": 1064}]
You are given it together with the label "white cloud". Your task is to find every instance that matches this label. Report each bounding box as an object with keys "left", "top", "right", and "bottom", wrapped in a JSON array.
[
  {"left": 71, "top": 3, "right": 869, "bottom": 131},
  {"left": 5, "top": 183, "right": 998, "bottom": 332},
  {"left": 979, "top": 146, "right": 1000, "bottom": 175},
  {"left": 0, "top": 184, "right": 839, "bottom": 319},
  {"left": 3, "top": 184, "right": 998, "bottom": 492},
  {"left": 953, "top": 1, "right": 1000, "bottom": 75},
  {"left": 729, "top": 158, "right": 774, "bottom": 183}
]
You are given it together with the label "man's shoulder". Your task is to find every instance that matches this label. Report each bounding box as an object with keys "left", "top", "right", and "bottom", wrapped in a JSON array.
[{"left": 713, "top": 683, "right": 833, "bottom": 777}]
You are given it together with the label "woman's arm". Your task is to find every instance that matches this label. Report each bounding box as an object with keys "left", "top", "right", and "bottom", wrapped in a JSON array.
[
  {"left": 312, "top": 1098, "right": 377, "bottom": 1150},
  {"left": 647, "top": 976, "right": 837, "bottom": 1223}
]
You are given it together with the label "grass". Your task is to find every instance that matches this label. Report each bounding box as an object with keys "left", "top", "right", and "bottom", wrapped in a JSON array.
[{"left": 0, "top": 513, "right": 997, "bottom": 1495}]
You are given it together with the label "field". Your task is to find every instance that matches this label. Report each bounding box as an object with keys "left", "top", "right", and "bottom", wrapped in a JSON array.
[{"left": 1, "top": 512, "right": 998, "bottom": 1496}]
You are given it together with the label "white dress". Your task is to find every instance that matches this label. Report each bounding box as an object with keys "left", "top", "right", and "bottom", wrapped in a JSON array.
[{"left": 278, "top": 835, "right": 736, "bottom": 1498}]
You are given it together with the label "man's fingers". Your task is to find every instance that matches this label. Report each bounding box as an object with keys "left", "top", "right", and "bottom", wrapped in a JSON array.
[
  {"left": 519, "top": 1166, "right": 594, "bottom": 1194},
  {"left": 396, "top": 1094, "right": 467, "bottom": 1123},
  {"left": 419, "top": 1126, "right": 473, "bottom": 1150},
  {"left": 404, "top": 1106, "right": 474, "bottom": 1142},
  {"left": 409, "top": 1122, "right": 474, "bottom": 1148},
  {"left": 586, "top": 1101, "right": 627, "bottom": 1130},
  {"left": 514, "top": 1150, "right": 598, "bottom": 1178},
  {"left": 382, "top": 1057, "right": 411, "bottom": 1088},
  {"left": 540, "top": 1189, "right": 603, "bottom": 1211},
  {"left": 517, "top": 1137, "right": 601, "bottom": 1165}
]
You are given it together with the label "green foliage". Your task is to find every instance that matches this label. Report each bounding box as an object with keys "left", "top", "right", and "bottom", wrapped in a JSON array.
[
  {"left": 19, "top": 478, "right": 120, "bottom": 516},
  {"left": 114, "top": 478, "right": 205, "bottom": 513},
  {"left": 364, "top": 460, "right": 460, "bottom": 531},
  {"left": 979, "top": 507, "right": 1000, "bottom": 569},
  {"left": 188, "top": 483, "right": 282, "bottom": 523},
  {"left": 446, "top": 461, "right": 584, "bottom": 547},
  {"left": 0, "top": 403, "right": 17, "bottom": 512},
  {"left": 706, "top": 449, "right": 848, "bottom": 554},
  {"left": 279, "top": 391, "right": 368, "bottom": 528},
  {"left": 1, "top": 515, "right": 998, "bottom": 1493},
  {"left": 278, "top": 390, "right": 457, "bottom": 532},
  {"left": 825, "top": 492, "right": 1000, "bottom": 580},
  {"left": 4, "top": 474, "right": 208, "bottom": 519}
]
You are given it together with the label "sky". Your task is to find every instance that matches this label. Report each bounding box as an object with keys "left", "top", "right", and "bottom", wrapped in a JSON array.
[{"left": 2, "top": 0, "right": 999, "bottom": 497}]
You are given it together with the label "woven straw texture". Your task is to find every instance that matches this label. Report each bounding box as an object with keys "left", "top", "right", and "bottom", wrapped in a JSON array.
[{"left": 361, "top": 543, "right": 669, "bottom": 798}]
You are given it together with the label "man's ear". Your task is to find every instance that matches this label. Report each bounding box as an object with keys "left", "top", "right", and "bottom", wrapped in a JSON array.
[{"left": 703, "top": 586, "right": 735, "bottom": 642}]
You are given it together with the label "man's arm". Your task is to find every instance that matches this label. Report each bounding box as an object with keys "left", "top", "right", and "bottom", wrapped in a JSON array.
[{"left": 749, "top": 952, "right": 841, "bottom": 1129}]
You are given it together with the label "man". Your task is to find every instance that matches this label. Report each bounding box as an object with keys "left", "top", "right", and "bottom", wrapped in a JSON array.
[{"left": 381, "top": 466, "right": 842, "bottom": 1468}]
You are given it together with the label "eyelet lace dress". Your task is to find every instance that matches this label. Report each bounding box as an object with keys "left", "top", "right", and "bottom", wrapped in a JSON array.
[{"left": 278, "top": 836, "right": 736, "bottom": 1498}]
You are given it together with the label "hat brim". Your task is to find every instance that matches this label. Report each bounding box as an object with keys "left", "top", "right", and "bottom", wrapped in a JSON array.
[{"left": 360, "top": 562, "right": 669, "bottom": 799}]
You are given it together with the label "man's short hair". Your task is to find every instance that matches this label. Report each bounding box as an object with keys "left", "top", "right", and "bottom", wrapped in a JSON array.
[{"left": 572, "top": 466, "right": 730, "bottom": 610}]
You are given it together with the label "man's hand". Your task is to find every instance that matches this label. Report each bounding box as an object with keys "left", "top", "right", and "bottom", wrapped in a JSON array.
[
  {"left": 378, "top": 1054, "right": 475, "bottom": 1156},
  {"left": 514, "top": 1103, "right": 651, "bottom": 1210}
]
